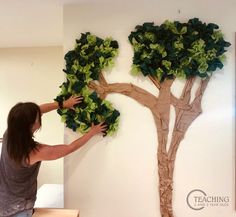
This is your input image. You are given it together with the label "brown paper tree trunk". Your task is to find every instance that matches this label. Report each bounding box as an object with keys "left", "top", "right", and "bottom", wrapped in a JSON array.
[{"left": 89, "top": 75, "right": 210, "bottom": 217}]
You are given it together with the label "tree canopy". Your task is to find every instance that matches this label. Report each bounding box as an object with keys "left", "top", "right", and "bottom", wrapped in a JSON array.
[
  {"left": 55, "top": 32, "right": 120, "bottom": 135},
  {"left": 128, "top": 18, "right": 231, "bottom": 81},
  {"left": 55, "top": 18, "right": 230, "bottom": 136}
]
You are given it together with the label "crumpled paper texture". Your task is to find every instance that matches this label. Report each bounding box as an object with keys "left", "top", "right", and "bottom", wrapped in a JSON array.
[{"left": 90, "top": 75, "right": 209, "bottom": 217}]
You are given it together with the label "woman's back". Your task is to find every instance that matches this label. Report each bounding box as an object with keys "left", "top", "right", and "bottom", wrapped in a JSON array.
[{"left": 0, "top": 132, "right": 41, "bottom": 217}]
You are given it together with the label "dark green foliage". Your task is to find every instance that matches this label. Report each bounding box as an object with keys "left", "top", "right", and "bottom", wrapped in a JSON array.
[
  {"left": 129, "top": 18, "right": 231, "bottom": 81},
  {"left": 55, "top": 32, "right": 120, "bottom": 135}
]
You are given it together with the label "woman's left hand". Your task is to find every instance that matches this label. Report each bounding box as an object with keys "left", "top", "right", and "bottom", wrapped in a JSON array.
[{"left": 63, "top": 96, "right": 83, "bottom": 109}]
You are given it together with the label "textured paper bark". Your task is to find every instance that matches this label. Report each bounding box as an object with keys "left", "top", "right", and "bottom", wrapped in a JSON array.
[{"left": 90, "top": 76, "right": 210, "bottom": 217}]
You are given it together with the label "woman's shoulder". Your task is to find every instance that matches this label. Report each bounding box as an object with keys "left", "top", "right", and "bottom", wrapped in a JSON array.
[{"left": 28, "top": 143, "right": 52, "bottom": 165}]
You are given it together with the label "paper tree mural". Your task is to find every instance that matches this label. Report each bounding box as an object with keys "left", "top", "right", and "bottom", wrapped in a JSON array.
[{"left": 55, "top": 18, "right": 230, "bottom": 217}]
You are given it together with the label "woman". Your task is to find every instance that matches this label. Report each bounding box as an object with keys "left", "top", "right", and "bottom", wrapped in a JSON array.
[{"left": 0, "top": 96, "right": 106, "bottom": 217}]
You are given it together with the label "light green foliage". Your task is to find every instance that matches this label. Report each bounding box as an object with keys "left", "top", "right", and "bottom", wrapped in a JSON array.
[
  {"left": 55, "top": 32, "right": 120, "bottom": 135},
  {"left": 128, "top": 18, "right": 231, "bottom": 80}
]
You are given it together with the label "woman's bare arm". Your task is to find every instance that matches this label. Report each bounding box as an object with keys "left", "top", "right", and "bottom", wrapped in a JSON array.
[
  {"left": 29, "top": 123, "right": 106, "bottom": 165},
  {"left": 40, "top": 96, "right": 82, "bottom": 114}
]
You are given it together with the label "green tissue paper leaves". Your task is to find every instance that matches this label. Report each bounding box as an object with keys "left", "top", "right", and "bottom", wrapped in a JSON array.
[
  {"left": 128, "top": 18, "right": 231, "bottom": 81},
  {"left": 54, "top": 19, "right": 231, "bottom": 135},
  {"left": 55, "top": 32, "right": 120, "bottom": 136}
]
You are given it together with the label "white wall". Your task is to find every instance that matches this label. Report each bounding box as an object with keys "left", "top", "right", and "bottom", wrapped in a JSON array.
[
  {"left": 0, "top": 47, "right": 64, "bottom": 188},
  {"left": 63, "top": 1, "right": 235, "bottom": 217}
]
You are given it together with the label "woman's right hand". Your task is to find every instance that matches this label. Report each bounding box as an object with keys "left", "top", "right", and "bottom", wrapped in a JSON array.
[
  {"left": 63, "top": 96, "right": 83, "bottom": 109},
  {"left": 89, "top": 122, "right": 107, "bottom": 136}
]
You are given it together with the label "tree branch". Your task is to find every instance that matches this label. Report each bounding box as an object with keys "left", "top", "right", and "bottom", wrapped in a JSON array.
[
  {"left": 170, "top": 77, "right": 196, "bottom": 110},
  {"left": 180, "top": 77, "right": 196, "bottom": 103},
  {"left": 148, "top": 75, "right": 161, "bottom": 89},
  {"left": 89, "top": 81, "right": 158, "bottom": 108},
  {"left": 99, "top": 73, "right": 108, "bottom": 85},
  {"left": 168, "top": 77, "right": 210, "bottom": 160},
  {"left": 190, "top": 77, "right": 210, "bottom": 109},
  {"left": 98, "top": 73, "right": 108, "bottom": 99}
]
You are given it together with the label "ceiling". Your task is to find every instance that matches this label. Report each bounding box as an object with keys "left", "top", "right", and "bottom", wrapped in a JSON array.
[{"left": 0, "top": 0, "right": 85, "bottom": 48}]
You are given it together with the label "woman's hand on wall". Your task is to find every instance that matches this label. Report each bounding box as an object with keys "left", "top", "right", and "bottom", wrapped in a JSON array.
[{"left": 63, "top": 96, "right": 83, "bottom": 109}]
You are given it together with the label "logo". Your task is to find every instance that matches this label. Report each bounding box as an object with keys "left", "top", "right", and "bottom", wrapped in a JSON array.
[{"left": 186, "top": 189, "right": 230, "bottom": 210}]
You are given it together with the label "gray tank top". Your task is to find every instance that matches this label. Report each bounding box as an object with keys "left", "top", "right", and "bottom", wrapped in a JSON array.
[{"left": 0, "top": 132, "right": 41, "bottom": 217}]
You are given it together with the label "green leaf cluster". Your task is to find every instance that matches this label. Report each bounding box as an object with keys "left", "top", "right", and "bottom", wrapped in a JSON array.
[
  {"left": 55, "top": 32, "right": 120, "bottom": 136},
  {"left": 128, "top": 18, "right": 231, "bottom": 81}
]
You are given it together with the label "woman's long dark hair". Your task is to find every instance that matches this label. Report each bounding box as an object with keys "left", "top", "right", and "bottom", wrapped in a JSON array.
[{"left": 6, "top": 102, "right": 42, "bottom": 164}]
